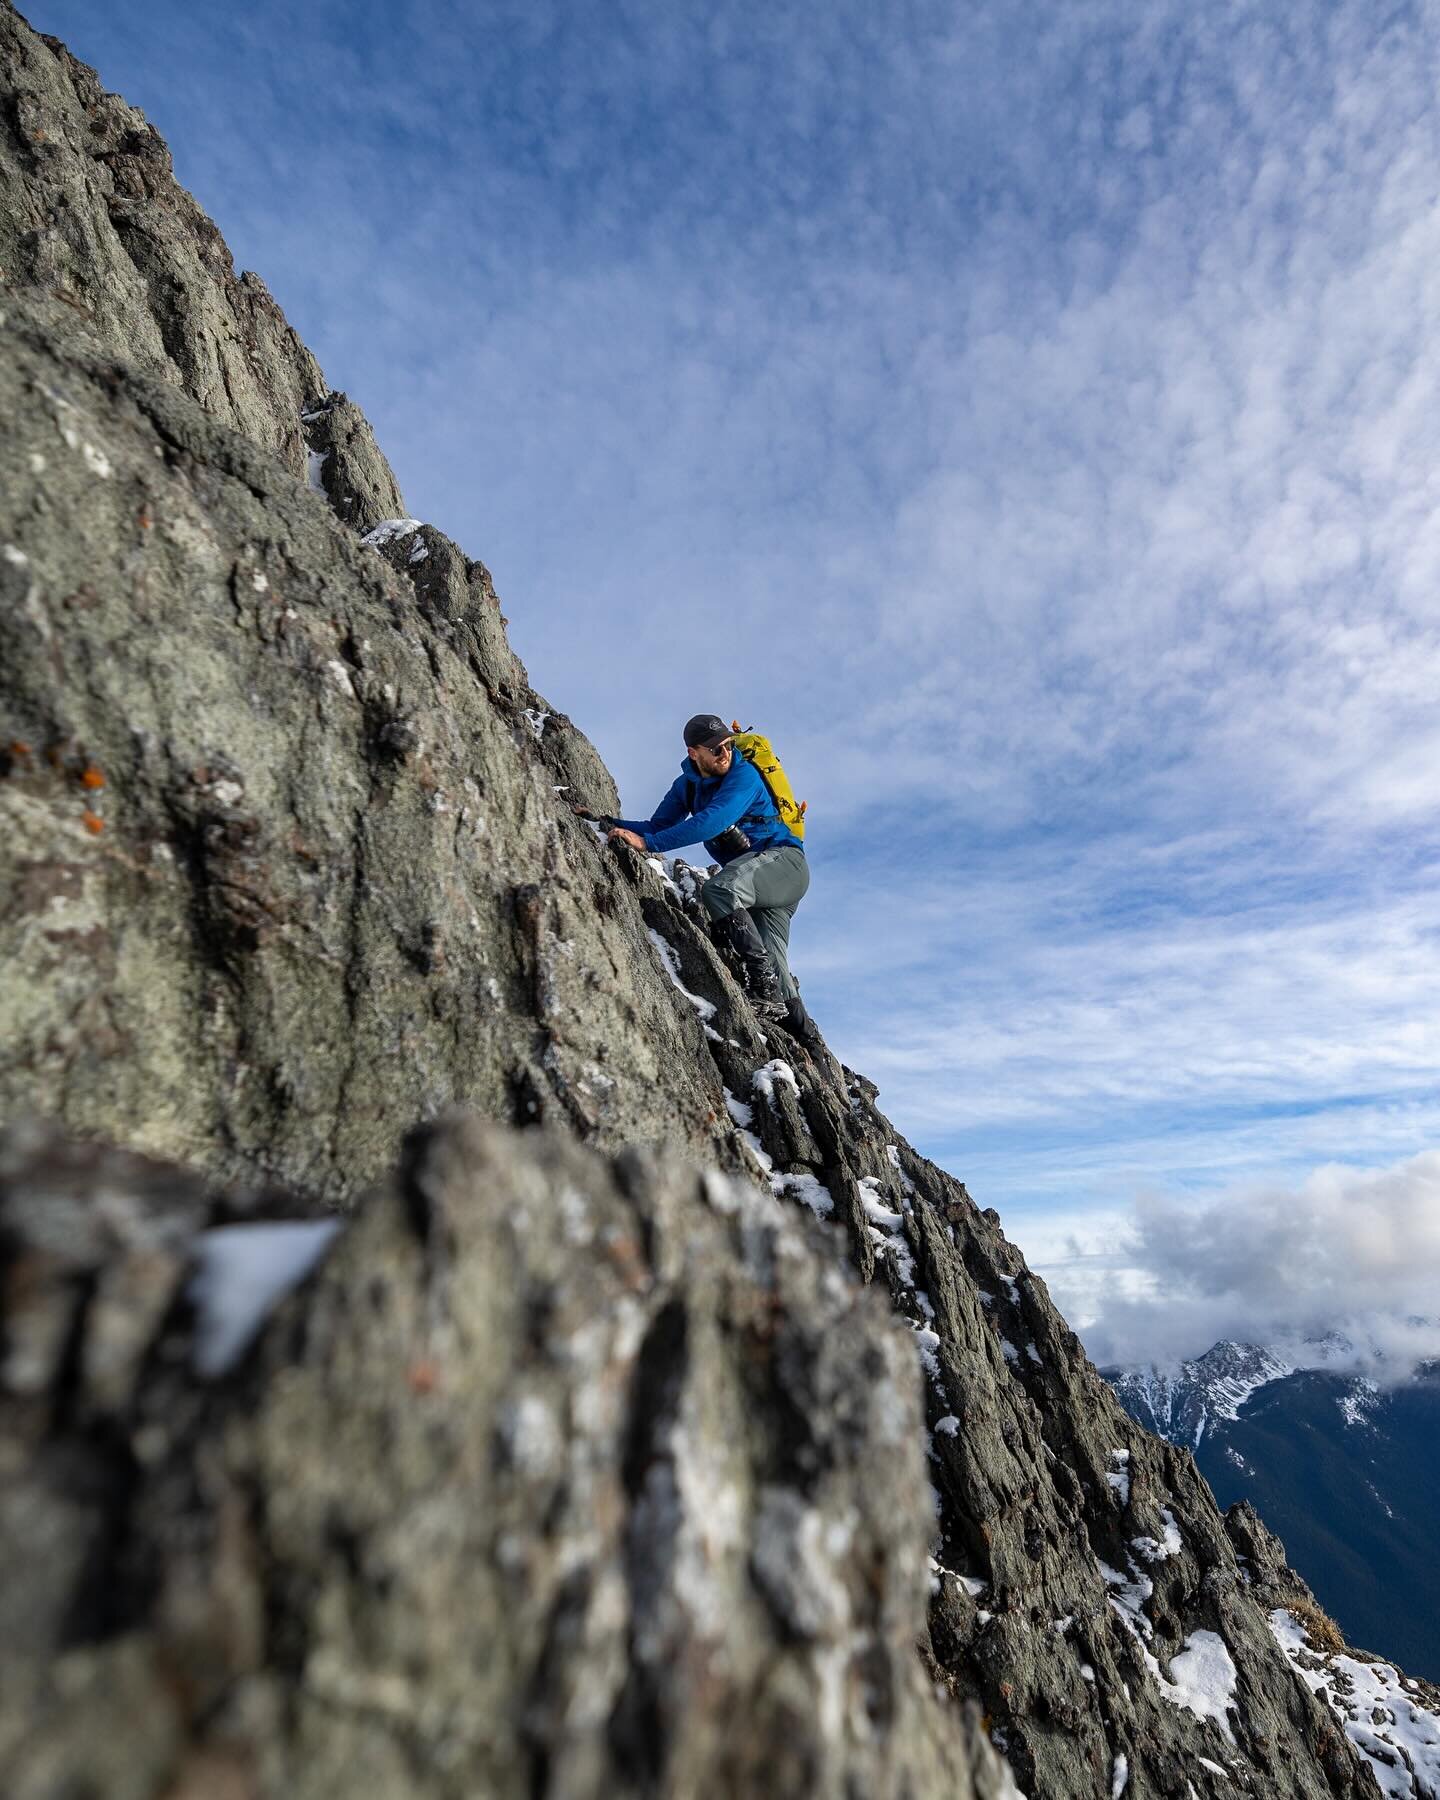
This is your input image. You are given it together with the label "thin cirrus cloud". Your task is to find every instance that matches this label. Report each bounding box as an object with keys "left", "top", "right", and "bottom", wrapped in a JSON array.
[
  {"left": 821, "top": 842, "right": 1439, "bottom": 1173},
  {"left": 26, "top": 0, "right": 1440, "bottom": 1364}
]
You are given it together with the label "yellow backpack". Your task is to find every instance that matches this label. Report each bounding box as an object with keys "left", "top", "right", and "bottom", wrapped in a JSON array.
[{"left": 730, "top": 722, "right": 807, "bottom": 841}]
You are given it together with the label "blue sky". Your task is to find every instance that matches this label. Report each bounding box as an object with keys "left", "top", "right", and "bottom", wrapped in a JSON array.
[{"left": 30, "top": 0, "right": 1440, "bottom": 1362}]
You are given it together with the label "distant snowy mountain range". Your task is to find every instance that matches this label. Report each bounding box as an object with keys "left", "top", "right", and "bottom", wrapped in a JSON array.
[
  {"left": 1105, "top": 1339, "right": 1440, "bottom": 1682},
  {"left": 1109, "top": 1340, "right": 1299, "bottom": 1448}
]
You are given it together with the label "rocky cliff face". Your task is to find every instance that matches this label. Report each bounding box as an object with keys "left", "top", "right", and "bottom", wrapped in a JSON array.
[{"left": 3, "top": 7, "right": 1436, "bottom": 1797}]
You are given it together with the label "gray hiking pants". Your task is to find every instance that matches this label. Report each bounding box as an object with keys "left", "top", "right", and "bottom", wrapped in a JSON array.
[{"left": 701, "top": 844, "right": 810, "bottom": 1000}]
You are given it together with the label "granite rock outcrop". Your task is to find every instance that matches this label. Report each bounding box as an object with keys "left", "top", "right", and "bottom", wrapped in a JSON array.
[{"left": 3, "top": 7, "right": 1433, "bottom": 1796}]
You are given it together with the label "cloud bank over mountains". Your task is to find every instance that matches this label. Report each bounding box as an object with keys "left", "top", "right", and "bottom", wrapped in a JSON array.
[
  {"left": 1041, "top": 1149, "right": 1440, "bottom": 1377},
  {"left": 29, "top": 0, "right": 1440, "bottom": 1307}
]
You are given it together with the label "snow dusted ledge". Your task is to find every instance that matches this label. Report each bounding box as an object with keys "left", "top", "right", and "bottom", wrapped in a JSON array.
[{"left": 1269, "top": 1608, "right": 1440, "bottom": 1800}]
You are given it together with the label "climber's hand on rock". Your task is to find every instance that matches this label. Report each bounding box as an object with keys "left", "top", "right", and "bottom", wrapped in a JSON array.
[{"left": 608, "top": 827, "right": 645, "bottom": 851}]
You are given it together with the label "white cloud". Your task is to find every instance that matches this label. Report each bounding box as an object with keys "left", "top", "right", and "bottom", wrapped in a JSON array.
[
  {"left": 819, "top": 843, "right": 1440, "bottom": 1130},
  {"left": 1030, "top": 1151, "right": 1440, "bottom": 1375}
]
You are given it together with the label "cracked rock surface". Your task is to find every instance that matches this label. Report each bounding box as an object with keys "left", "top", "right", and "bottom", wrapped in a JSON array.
[
  {"left": 0, "top": 1118, "right": 1020, "bottom": 1800},
  {"left": 0, "top": 3, "right": 400, "bottom": 508},
  {"left": 1, "top": 6, "right": 1430, "bottom": 1796}
]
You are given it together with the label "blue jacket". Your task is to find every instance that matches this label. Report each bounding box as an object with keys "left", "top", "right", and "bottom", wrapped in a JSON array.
[{"left": 616, "top": 755, "right": 803, "bottom": 863}]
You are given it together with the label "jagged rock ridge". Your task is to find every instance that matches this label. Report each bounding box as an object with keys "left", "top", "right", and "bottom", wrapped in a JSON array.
[{"left": 3, "top": 6, "right": 1437, "bottom": 1795}]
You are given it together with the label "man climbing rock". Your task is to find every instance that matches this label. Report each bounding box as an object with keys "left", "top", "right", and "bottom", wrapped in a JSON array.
[{"left": 606, "top": 713, "right": 820, "bottom": 1042}]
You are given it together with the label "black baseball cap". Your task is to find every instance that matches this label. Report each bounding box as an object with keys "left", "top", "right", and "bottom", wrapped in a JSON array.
[{"left": 683, "top": 712, "right": 733, "bottom": 750}]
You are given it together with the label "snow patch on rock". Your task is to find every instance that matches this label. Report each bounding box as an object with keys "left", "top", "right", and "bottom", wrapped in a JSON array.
[
  {"left": 191, "top": 1220, "right": 341, "bottom": 1376},
  {"left": 647, "top": 928, "right": 720, "bottom": 1041},
  {"left": 361, "top": 517, "right": 424, "bottom": 548},
  {"left": 1163, "top": 1631, "right": 1238, "bottom": 1743},
  {"left": 1270, "top": 1609, "right": 1440, "bottom": 1799},
  {"left": 753, "top": 1059, "right": 800, "bottom": 1103}
]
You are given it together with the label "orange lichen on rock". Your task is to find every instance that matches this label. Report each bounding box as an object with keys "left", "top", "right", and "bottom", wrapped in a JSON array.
[
  {"left": 81, "top": 810, "right": 104, "bottom": 834},
  {"left": 406, "top": 1359, "right": 440, "bottom": 1396},
  {"left": 80, "top": 765, "right": 105, "bottom": 789},
  {"left": 9, "top": 740, "right": 31, "bottom": 757}
]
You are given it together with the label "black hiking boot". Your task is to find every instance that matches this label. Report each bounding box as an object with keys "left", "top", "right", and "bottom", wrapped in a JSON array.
[
  {"left": 781, "top": 993, "right": 841, "bottom": 1077},
  {"left": 715, "top": 912, "right": 786, "bottom": 1019},
  {"left": 783, "top": 994, "right": 827, "bottom": 1052}
]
